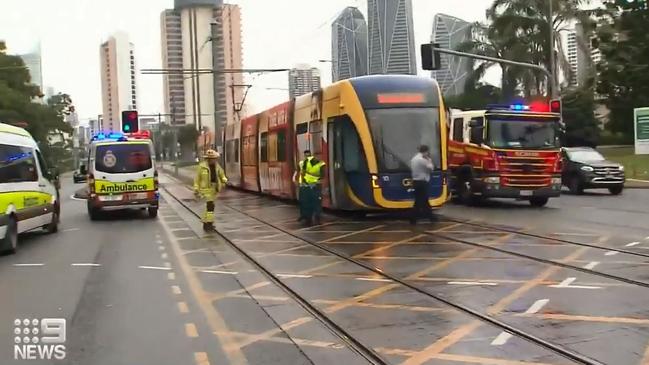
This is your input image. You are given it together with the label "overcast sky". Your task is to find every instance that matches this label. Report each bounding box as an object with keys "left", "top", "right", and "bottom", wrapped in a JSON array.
[{"left": 0, "top": 0, "right": 495, "bottom": 120}]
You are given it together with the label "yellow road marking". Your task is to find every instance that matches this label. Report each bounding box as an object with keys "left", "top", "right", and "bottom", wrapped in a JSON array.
[
  {"left": 318, "top": 224, "right": 385, "bottom": 243},
  {"left": 433, "top": 353, "right": 556, "bottom": 365},
  {"left": 194, "top": 352, "right": 210, "bottom": 365},
  {"left": 641, "top": 341, "right": 649, "bottom": 365},
  {"left": 185, "top": 323, "right": 199, "bottom": 338},
  {"left": 159, "top": 206, "right": 248, "bottom": 365},
  {"left": 517, "top": 313, "right": 649, "bottom": 325},
  {"left": 401, "top": 321, "right": 482, "bottom": 365},
  {"left": 178, "top": 301, "right": 189, "bottom": 313},
  {"left": 355, "top": 234, "right": 426, "bottom": 257}
]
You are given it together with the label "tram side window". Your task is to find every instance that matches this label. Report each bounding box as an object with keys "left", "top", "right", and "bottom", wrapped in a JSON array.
[
  {"left": 260, "top": 132, "right": 268, "bottom": 163},
  {"left": 295, "top": 123, "right": 309, "bottom": 160},
  {"left": 0, "top": 145, "right": 38, "bottom": 183},
  {"left": 268, "top": 133, "right": 278, "bottom": 162},
  {"left": 310, "top": 121, "right": 323, "bottom": 156},
  {"left": 340, "top": 118, "right": 367, "bottom": 173},
  {"left": 277, "top": 130, "right": 286, "bottom": 162},
  {"left": 452, "top": 118, "right": 464, "bottom": 142}
]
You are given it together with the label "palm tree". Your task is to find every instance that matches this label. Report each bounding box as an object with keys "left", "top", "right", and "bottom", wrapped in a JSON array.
[{"left": 488, "top": 0, "right": 596, "bottom": 94}]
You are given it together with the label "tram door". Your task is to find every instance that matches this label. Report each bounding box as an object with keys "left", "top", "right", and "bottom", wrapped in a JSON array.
[{"left": 328, "top": 115, "right": 360, "bottom": 210}]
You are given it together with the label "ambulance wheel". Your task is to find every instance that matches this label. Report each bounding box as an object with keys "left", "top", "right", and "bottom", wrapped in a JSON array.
[
  {"left": 45, "top": 210, "right": 59, "bottom": 234},
  {"left": 148, "top": 207, "right": 158, "bottom": 219},
  {"left": 88, "top": 205, "right": 102, "bottom": 221},
  {"left": 2, "top": 216, "right": 18, "bottom": 255}
]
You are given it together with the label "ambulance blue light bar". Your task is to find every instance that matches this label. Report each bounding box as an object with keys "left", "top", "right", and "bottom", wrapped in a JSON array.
[{"left": 91, "top": 131, "right": 127, "bottom": 141}]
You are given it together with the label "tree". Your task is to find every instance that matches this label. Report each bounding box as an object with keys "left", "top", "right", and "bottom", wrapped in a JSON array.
[
  {"left": 177, "top": 125, "right": 199, "bottom": 161},
  {"left": 596, "top": 0, "right": 649, "bottom": 138},
  {"left": 561, "top": 82, "right": 600, "bottom": 146},
  {"left": 445, "top": 83, "right": 502, "bottom": 110}
]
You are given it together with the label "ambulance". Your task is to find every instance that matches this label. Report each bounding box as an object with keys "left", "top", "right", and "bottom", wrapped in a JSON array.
[
  {"left": 84, "top": 131, "right": 159, "bottom": 220},
  {"left": 0, "top": 123, "right": 60, "bottom": 254}
]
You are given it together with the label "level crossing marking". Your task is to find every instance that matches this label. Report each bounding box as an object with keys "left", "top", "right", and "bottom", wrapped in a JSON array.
[
  {"left": 185, "top": 323, "right": 199, "bottom": 338},
  {"left": 138, "top": 265, "right": 172, "bottom": 271},
  {"left": 177, "top": 302, "right": 189, "bottom": 313},
  {"left": 200, "top": 270, "right": 238, "bottom": 275},
  {"left": 172, "top": 285, "right": 182, "bottom": 295},
  {"left": 276, "top": 274, "right": 312, "bottom": 279},
  {"left": 168, "top": 272, "right": 176, "bottom": 280},
  {"left": 356, "top": 277, "right": 392, "bottom": 283},
  {"left": 62, "top": 228, "right": 80, "bottom": 232},
  {"left": 626, "top": 242, "right": 641, "bottom": 247},
  {"left": 490, "top": 332, "right": 512, "bottom": 346},
  {"left": 524, "top": 299, "right": 549, "bottom": 314},
  {"left": 12, "top": 263, "right": 44, "bottom": 267},
  {"left": 71, "top": 263, "right": 101, "bottom": 267},
  {"left": 583, "top": 261, "right": 599, "bottom": 270},
  {"left": 161, "top": 253, "right": 168, "bottom": 259},
  {"left": 194, "top": 352, "right": 210, "bottom": 365},
  {"left": 604, "top": 250, "right": 619, "bottom": 256},
  {"left": 550, "top": 277, "right": 602, "bottom": 290}
]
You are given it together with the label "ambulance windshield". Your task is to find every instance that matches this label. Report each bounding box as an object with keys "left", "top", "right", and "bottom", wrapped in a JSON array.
[{"left": 95, "top": 143, "right": 152, "bottom": 174}]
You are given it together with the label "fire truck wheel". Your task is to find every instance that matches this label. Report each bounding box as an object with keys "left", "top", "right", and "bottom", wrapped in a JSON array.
[
  {"left": 458, "top": 180, "right": 482, "bottom": 206},
  {"left": 529, "top": 197, "right": 549, "bottom": 207}
]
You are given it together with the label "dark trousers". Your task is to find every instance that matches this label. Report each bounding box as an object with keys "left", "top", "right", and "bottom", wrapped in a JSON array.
[
  {"left": 411, "top": 180, "right": 433, "bottom": 223},
  {"left": 298, "top": 184, "right": 322, "bottom": 223}
]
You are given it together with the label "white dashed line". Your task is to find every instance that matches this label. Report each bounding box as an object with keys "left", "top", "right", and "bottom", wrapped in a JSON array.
[
  {"left": 645, "top": 236, "right": 649, "bottom": 241},
  {"left": 490, "top": 332, "right": 513, "bottom": 346},
  {"left": 62, "top": 228, "right": 80, "bottom": 232},
  {"left": 550, "top": 277, "right": 602, "bottom": 289},
  {"left": 583, "top": 261, "right": 599, "bottom": 270},
  {"left": 69, "top": 195, "right": 86, "bottom": 202},
  {"left": 625, "top": 242, "right": 641, "bottom": 247},
  {"left": 200, "top": 270, "right": 239, "bottom": 275},
  {"left": 13, "top": 263, "right": 44, "bottom": 267},
  {"left": 71, "top": 263, "right": 101, "bottom": 267},
  {"left": 158, "top": 246, "right": 165, "bottom": 251},
  {"left": 138, "top": 265, "right": 172, "bottom": 271},
  {"left": 524, "top": 299, "right": 549, "bottom": 314},
  {"left": 168, "top": 272, "right": 176, "bottom": 280},
  {"left": 161, "top": 253, "right": 168, "bottom": 260},
  {"left": 172, "top": 285, "right": 182, "bottom": 295},
  {"left": 356, "top": 277, "right": 392, "bottom": 283},
  {"left": 156, "top": 240, "right": 163, "bottom": 244},
  {"left": 274, "top": 273, "right": 312, "bottom": 279},
  {"left": 604, "top": 250, "right": 619, "bottom": 256},
  {"left": 448, "top": 281, "right": 498, "bottom": 286}
]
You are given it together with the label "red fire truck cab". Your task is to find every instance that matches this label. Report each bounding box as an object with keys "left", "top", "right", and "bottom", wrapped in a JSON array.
[{"left": 448, "top": 104, "right": 563, "bottom": 207}]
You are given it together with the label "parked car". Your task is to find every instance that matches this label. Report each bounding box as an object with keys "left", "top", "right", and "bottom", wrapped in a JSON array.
[
  {"left": 73, "top": 165, "right": 87, "bottom": 183},
  {"left": 561, "top": 147, "right": 625, "bottom": 195}
]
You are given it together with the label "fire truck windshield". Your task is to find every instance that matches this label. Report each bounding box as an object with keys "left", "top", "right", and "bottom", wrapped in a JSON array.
[
  {"left": 487, "top": 118, "right": 559, "bottom": 149},
  {"left": 367, "top": 107, "right": 441, "bottom": 173}
]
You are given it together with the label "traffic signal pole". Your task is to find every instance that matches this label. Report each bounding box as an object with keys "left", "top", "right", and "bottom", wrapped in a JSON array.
[{"left": 422, "top": 44, "right": 557, "bottom": 98}]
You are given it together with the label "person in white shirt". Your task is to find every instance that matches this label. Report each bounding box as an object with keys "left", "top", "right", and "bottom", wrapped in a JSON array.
[{"left": 409, "top": 145, "right": 435, "bottom": 225}]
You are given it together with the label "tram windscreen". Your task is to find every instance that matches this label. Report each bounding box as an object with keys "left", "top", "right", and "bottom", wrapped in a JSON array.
[{"left": 367, "top": 108, "right": 441, "bottom": 173}]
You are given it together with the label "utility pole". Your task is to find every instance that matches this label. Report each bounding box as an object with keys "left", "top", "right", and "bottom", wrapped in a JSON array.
[
  {"left": 549, "top": 0, "right": 558, "bottom": 98},
  {"left": 210, "top": 19, "right": 224, "bottom": 155}
]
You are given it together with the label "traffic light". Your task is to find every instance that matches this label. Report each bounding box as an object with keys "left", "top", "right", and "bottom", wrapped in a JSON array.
[
  {"left": 550, "top": 99, "right": 562, "bottom": 115},
  {"left": 421, "top": 43, "right": 442, "bottom": 71},
  {"left": 121, "top": 110, "right": 139, "bottom": 133}
]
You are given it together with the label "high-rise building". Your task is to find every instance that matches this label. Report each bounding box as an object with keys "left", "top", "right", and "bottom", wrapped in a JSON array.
[
  {"left": 161, "top": 9, "right": 186, "bottom": 125},
  {"left": 161, "top": 0, "right": 243, "bottom": 133},
  {"left": 567, "top": 23, "right": 596, "bottom": 88},
  {"left": 367, "top": 0, "right": 417, "bottom": 75},
  {"left": 332, "top": 7, "right": 368, "bottom": 82},
  {"left": 431, "top": 14, "right": 473, "bottom": 96},
  {"left": 19, "top": 43, "right": 43, "bottom": 92},
  {"left": 288, "top": 65, "right": 321, "bottom": 98},
  {"left": 100, "top": 32, "right": 138, "bottom": 131}
]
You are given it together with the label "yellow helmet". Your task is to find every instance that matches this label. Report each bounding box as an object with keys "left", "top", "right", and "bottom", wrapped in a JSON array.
[{"left": 204, "top": 149, "right": 220, "bottom": 159}]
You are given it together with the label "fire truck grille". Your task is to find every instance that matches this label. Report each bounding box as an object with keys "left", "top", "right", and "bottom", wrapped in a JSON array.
[{"left": 499, "top": 156, "right": 553, "bottom": 187}]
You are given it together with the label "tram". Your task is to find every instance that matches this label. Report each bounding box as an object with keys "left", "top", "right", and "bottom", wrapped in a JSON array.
[{"left": 224, "top": 74, "right": 449, "bottom": 211}]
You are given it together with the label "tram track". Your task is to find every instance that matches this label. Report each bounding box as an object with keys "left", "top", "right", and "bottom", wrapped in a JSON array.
[{"left": 162, "top": 185, "right": 602, "bottom": 365}]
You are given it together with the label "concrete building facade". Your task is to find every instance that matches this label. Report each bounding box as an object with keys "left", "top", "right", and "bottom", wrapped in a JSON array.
[
  {"left": 288, "top": 65, "right": 321, "bottom": 99},
  {"left": 367, "top": 0, "right": 417, "bottom": 75},
  {"left": 431, "top": 14, "right": 473, "bottom": 96},
  {"left": 100, "top": 32, "right": 138, "bottom": 131},
  {"left": 332, "top": 7, "right": 368, "bottom": 82}
]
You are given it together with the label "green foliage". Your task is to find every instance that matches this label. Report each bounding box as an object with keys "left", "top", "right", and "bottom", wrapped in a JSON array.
[
  {"left": 445, "top": 83, "right": 502, "bottom": 110},
  {"left": 596, "top": 0, "right": 649, "bottom": 139},
  {"left": 177, "top": 124, "right": 199, "bottom": 146},
  {"left": 561, "top": 85, "right": 600, "bottom": 147},
  {"left": 0, "top": 41, "right": 74, "bottom": 166}
]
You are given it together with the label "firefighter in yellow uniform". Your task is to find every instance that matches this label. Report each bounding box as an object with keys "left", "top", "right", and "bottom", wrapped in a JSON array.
[
  {"left": 295, "top": 149, "right": 325, "bottom": 226},
  {"left": 193, "top": 149, "right": 228, "bottom": 231}
]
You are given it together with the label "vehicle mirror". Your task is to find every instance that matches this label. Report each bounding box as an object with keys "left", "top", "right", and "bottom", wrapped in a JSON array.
[{"left": 79, "top": 165, "right": 87, "bottom": 175}]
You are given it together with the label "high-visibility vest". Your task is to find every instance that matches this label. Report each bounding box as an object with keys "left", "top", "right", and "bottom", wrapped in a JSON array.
[{"left": 300, "top": 157, "right": 325, "bottom": 185}]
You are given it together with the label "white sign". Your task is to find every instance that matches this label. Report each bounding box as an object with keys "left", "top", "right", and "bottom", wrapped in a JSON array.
[
  {"left": 634, "top": 107, "right": 649, "bottom": 155},
  {"left": 13, "top": 318, "right": 66, "bottom": 360}
]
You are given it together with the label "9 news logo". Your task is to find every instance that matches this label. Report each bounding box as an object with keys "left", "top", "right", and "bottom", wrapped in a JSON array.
[{"left": 13, "top": 318, "right": 66, "bottom": 360}]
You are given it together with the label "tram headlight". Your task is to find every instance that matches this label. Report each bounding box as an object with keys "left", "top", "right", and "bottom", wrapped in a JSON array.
[{"left": 371, "top": 175, "right": 380, "bottom": 189}]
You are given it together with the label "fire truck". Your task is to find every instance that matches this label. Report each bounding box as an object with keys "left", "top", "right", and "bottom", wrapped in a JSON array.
[{"left": 448, "top": 103, "right": 563, "bottom": 207}]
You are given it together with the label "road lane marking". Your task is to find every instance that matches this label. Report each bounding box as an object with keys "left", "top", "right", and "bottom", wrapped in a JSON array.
[
  {"left": 518, "top": 313, "right": 649, "bottom": 325},
  {"left": 178, "top": 302, "right": 189, "bottom": 313},
  {"left": 583, "top": 261, "right": 599, "bottom": 270},
  {"left": 13, "top": 263, "right": 44, "bottom": 267},
  {"left": 158, "top": 246, "right": 165, "bottom": 251},
  {"left": 172, "top": 285, "right": 182, "bottom": 295},
  {"left": 355, "top": 277, "right": 392, "bottom": 282},
  {"left": 550, "top": 277, "right": 602, "bottom": 289},
  {"left": 168, "top": 272, "right": 176, "bottom": 280},
  {"left": 448, "top": 281, "right": 498, "bottom": 286},
  {"left": 200, "top": 270, "right": 238, "bottom": 275},
  {"left": 604, "top": 250, "right": 619, "bottom": 256},
  {"left": 194, "top": 352, "right": 210, "bottom": 365},
  {"left": 161, "top": 253, "right": 168, "bottom": 259},
  {"left": 185, "top": 323, "right": 198, "bottom": 338},
  {"left": 490, "top": 332, "right": 512, "bottom": 346},
  {"left": 62, "top": 228, "right": 80, "bottom": 232},
  {"left": 317, "top": 224, "right": 385, "bottom": 243},
  {"left": 71, "top": 263, "right": 101, "bottom": 267},
  {"left": 138, "top": 265, "right": 171, "bottom": 271},
  {"left": 276, "top": 274, "right": 312, "bottom": 279},
  {"left": 164, "top": 261, "right": 172, "bottom": 268},
  {"left": 156, "top": 239, "right": 163, "bottom": 244},
  {"left": 524, "top": 299, "right": 549, "bottom": 314},
  {"left": 645, "top": 236, "right": 649, "bottom": 240},
  {"left": 626, "top": 242, "right": 641, "bottom": 247}
]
